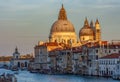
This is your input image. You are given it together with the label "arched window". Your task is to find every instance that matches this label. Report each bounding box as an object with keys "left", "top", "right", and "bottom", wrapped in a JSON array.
[
  {"left": 16, "top": 56, "right": 18, "bottom": 59},
  {"left": 18, "top": 62, "right": 20, "bottom": 68},
  {"left": 25, "top": 62, "right": 27, "bottom": 67},
  {"left": 55, "top": 39, "right": 57, "bottom": 42},
  {"left": 83, "top": 37, "right": 85, "bottom": 40}
]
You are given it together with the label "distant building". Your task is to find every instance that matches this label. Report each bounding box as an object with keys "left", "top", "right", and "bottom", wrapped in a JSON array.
[
  {"left": 10, "top": 47, "right": 33, "bottom": 70},
  {"left": 0, "top": 56, "right": 12, "bottom": 68}
]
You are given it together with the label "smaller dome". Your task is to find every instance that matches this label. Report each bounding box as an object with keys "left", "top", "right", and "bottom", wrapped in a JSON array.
[
  {"left": 79, "top": 26, "right": 94, "bottom": 36},
  {"left": 79, "top": 18, "right": 94, "bottom": 36}
]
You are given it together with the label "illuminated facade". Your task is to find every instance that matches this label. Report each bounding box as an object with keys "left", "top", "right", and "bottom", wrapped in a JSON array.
[
  {"left": 49, "top": 4, "right": 101, "bottom": 45},
  {"left": 79, "top": 18, "right": 101, "bottom": 44},
  {"left": 10, "top": 47, "right": 33, "bottom": 70},
  {"left": 49, "top": 4, "right": 77, "bottom": 45}
]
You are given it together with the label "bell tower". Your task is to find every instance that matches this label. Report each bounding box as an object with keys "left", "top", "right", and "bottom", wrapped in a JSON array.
[
  {"left": 95, "top": 19, "right": 101, "bottom": 42},
  {"left": 13, "top": 47, "right": 20, "bottom": 59}
]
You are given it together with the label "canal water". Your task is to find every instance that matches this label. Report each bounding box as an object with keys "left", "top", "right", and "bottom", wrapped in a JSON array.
[{"left": 0, "top": 69, "right": 119, "bottom": 82}]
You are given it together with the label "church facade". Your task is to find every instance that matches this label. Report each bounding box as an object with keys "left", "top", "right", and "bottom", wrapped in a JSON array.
[
  {"left": 49, "top": 4, "right": 77, "bottom": 46},
  {"left": 79, "top": 18, "right": 101, "bottom": 44},
  {"left": 49, "top": 4, "right": 101, "bottom": 45},
  {"left": 10, "top": 47, "right": 33, "bottom": 70}
]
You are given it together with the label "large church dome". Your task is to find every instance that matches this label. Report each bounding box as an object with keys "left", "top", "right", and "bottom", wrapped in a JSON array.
[
  {"left": 50, "top": 20, "right": 75, "bottom": 33},
  {"left": 49, "top": 4, "right": 77, "bottom": 45}
]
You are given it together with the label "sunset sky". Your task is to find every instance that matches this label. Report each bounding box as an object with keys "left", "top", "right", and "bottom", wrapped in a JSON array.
[{"left": 0, "top": 0, "right": 120, "bottom": 56}]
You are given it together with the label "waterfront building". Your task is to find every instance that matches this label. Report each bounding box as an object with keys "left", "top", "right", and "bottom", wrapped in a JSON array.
[
  {"left": 49, "top": 48, "right": 72, "bottom": 74},
  {"left": 98, "top": 53, "right": 120, "bottom": 77},
  {"left": 90, "top": 42, "right": 120, "bottom": 58},
  {"left": 113, "top": 57, "right": 120, "bottom": 79},
  {"left": 10, "top": 47, "right": 33, "bottom": 70},
  {"left": 33, "top": 42, "right": 64, "bottom": 73},
  {"left": 56, "top": 49, "right": 73, "bottom": 74},
  {"left": 83, "top": 41, "right": 120, "bottom": 76},
  {"left": 49, "top": 49, "right": 60, "bottom": 73},
  {"left": 72, "top": 47, "right": 83, "bottom": 74}
]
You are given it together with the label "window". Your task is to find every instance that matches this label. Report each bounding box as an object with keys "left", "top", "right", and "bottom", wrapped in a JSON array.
[
  {"left": 99, "top": 61, "right": 101, "bottom": 64},
  {"left": 39, "top": 49, "right": 42, "bottom": 54},
  {"left": 18, "top": 62, "right": 20, "bottom": 68},
  {"left": 109, "top": 60, "right": 110, "bottom": 64},
  {"left": 96, "top": 55, "right": 98, "bottom": 60},
  {"left": 67, "top": 40, "right": 70, "bottom": 44},
  {"left": 117, "top": 65, "right": 119, "bottom": 69},
  {"left": 111, "top": 71, "right": 113, "bottom": 75},
  {"left": 96, "top": 50, "right": 98, "bottom": 53},
  {"left": 83, "top": 37, "right": 84, "bottom": 40},
  {"left": 67, "top": 52, "right": 70, "bottom": 54},
  {"left": 16, "top": 56, "right": 18, "bottom": 59},
  {"left": 114, "top": 49, "right": 116, "bottom": 52},
  {"left": 25, "top": 62, "right": 27, "bottom": 67},
  {"left": 97, "top": 29, "right": 100, "bottom": 32},
  {"left": 55, "top": 39, "right": 57, "bottom": 42},
  {"left": 62, "top": 52, "right": 64, "bottom": 55},
  {"left": 40, "top": 51, "right": 42, "bottom": 54}
]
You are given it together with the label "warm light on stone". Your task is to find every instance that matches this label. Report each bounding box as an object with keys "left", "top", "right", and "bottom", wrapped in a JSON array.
[{"left": 49, "top": 4, "right": 77, "bottom": 45}]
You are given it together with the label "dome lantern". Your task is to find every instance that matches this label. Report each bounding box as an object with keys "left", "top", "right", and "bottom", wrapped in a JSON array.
[{"left": 58, "top": 4, "right": 67, "bottom": 20}]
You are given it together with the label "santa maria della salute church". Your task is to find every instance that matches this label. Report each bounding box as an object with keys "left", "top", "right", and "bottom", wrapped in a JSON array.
[
  {"left": 49, "top": 4, "right": 101, "bottom": 46},
  {"left": 31, "top": 5, "right": 120, "bottom": 76}
]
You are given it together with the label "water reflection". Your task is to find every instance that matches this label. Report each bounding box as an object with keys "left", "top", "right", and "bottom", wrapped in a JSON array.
[
  {"left": 0, "top": 69, "right": 119, "bottom": 82},
  {"left": 16, "top": 71, "right": 119, "bottom": 82}
]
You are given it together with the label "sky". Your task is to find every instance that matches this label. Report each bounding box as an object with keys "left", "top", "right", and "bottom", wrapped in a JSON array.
[{"left": 0, "top": 0, "right": 120, "bottom": 56}]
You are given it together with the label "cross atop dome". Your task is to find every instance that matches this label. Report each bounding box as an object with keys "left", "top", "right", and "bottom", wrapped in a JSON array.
[{"left": 58, "top": 4, "right": 67, "bottom": 20}]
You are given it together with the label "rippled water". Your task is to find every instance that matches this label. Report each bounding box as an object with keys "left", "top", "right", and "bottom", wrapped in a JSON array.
[{"left": 0, "top": 69, "right": 119, "bottom": 82}]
